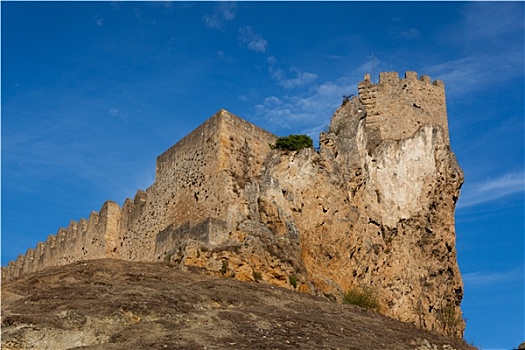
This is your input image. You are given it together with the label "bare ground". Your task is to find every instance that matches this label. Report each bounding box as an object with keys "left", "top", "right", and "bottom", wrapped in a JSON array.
[{"left": 1, "top": 259, "right": 475, "bottom": 350}]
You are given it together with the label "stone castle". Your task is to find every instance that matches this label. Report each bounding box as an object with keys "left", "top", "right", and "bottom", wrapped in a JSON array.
[{"left": 2, "top": 72, "right": 465, "bottom": 338}]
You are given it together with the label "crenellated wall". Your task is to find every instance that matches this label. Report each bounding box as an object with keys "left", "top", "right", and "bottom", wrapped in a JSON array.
[
  {"left": 3, "top": 201, "right": 121, "bottom": 281},
  {"left": 2, "top": 109, "right": 278, "bottom": 282},
  {"left": 358, "top": 71, "right": 449, "bottom": 150}
]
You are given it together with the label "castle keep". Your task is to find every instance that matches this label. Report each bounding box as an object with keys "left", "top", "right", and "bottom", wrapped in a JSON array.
[{"left": 3, "top": 72, "right": 465, "bottom": 338}]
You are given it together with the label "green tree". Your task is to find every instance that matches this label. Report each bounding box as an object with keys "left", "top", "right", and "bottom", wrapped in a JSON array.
[{"left": 271, "top": 134, "right": 313, "bottom": 151}]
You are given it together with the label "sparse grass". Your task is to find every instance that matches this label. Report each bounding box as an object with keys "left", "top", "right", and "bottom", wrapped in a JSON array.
[
  {"left": 343, "top": 286, "right": 379, "bottom": 311},
  {"left": 289, "top": 274, "right": 297, "bottom": 289},
  {"left": 220, "top": 260, "right": 228, "bottom": 275},
  {"left": 436, "top": 302, "right": 463, "bottom": 337}
]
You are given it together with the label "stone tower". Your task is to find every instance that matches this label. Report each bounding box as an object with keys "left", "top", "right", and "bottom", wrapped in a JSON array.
[{"left": 358, "top": 71, "right": 449, "bottom": 150}]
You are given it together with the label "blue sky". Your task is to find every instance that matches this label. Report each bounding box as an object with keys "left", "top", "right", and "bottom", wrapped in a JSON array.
[{"left": 1, "top": 2, "right": 523, "bottom": 349}]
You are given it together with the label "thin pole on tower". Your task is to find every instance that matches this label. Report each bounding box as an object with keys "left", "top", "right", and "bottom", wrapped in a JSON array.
[{"left": 368, "top": 51, "right": 377, "bottom": 82}]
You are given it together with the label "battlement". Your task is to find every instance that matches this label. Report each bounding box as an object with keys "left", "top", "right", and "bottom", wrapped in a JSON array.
[
  {"left": 2, "top": 200, "right": 121, "bottom": 281},
  {"left": 359, "top": 71, "right": 449, "bottom": 148},
  {"left": 363, "top": 71, "right": 444, "bottom": 87}
]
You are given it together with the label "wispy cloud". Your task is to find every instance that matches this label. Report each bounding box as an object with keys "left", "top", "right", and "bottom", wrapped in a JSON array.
[
  {"left": 458, "top": 171, "right": 524, "bottom": 208},
  {"left": 108, "top": 107, "right": 128, "bottom": 123},
  {"left": 216, "top": 50, "right": 234, "bottom": 62},
  {"left": 94, "top": 14, "right": 104, "bottom": 27},
  {"left": 109, "top": 107, "right": 120, "bottom": 117},
  {"left": 423, "top": 50, "right": 523, "bottom": 98},
  {"left": 238, "top": 26, "right": 268, "bottom": 53},
  {"left": 203, "top": 2, "right": 237, "bottom": 30},
  {"left": 253, "top": 75, "right": 356, "bottom": 135},
  {"left": 459, "top": 2, "right": 524, "bottom": 45},
  {"left": 133, "top": 7, "right": 142, "bottom": 20},
  {"left": 388, "top": 26, "right": 421, "bottom": 40},
  {"left": 463, "top": 268, "right": 523, "bottom": 287},
  {"left": 156, "top": 1, "right": 173, "bottom": 10},
  {"left": 422, "top": 2, "right": 523, "bottom": 99},
  {"left": 269, "top": 67, "right": 317, "bottom": 89},
  {"left": 355, "top": 54, "right": 391, "bottom": 82}
]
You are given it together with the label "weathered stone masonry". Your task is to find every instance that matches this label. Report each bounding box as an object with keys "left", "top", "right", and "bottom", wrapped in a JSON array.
[
  {"left": 3, "top": 109, "right": 277, "bottom": 279},
  {"left": 358, "top": 71, "right": 449, "bottom": 148}
]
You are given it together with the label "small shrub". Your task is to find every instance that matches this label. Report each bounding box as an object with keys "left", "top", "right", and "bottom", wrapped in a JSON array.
[
  {"left": 436, "top": 302, "right": 463, "bottom": 337},
  {"left": 220, "top": 260, "right": 228, "bottom": 275},
  {"left": 271, "top": 134, "right": 313, "bottom": 151},
  {"left": 343, "top": 286, "right": 379, "bottom": 311},
  {"left": 253, "top": 271, "right": 263, "bottom": 281},
  {"left": 289, "top": 274, "right": 297, "bottom": 289}
]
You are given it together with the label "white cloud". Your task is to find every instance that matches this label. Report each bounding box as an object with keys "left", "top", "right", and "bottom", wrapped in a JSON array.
[
  {"left": 203, "top": 2, "right": 237, "bottom": 30},
  {"left": 355, "top": 54, "right": 390, "bottom": 82},
  {"left": 419, "top": 3, "right": 524, "bottom": 100},
  {"left": 269, "top": 67, "right": 317, "bottom": 89},
  {"left": 463, "top": 268, "right": 523, "bottom": 287},
  {"left": 264, "top": 96, "right": 282, "bottom": 105},
  {"left": 238, "top": 26, "right": 268, "bottom": 53},
  {"left": 458, "top": 171, "right": 524, "bottom": 208},
  {"left": 253, "top": 75, "right": 357, "bottom": 133},
  {"left": 423, "top": 50, "right": 524, "bottom": 98},
  {"left": 94, "top": 15, "right": 104, "bottom": 27}
]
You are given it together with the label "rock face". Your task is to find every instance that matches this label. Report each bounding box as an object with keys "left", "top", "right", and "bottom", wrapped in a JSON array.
[
  {"left": 254, "top": 99, "right": 463, "bottom": 337},
  {"left": 2, "top": 71, "right": 465, "bottom": 338}
]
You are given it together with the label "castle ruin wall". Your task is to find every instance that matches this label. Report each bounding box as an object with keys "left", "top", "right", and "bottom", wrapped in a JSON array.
[
  {"left": 358, "top": 71, "right": 449, "bottom": 150},
  {"left": 3, "top": 201, "right": 121, "bottom": 281},
  {"left": 112, "top": 109, "right": 277, "bottom": 262},
  {"left": 0, "top": 108, "right": 280, "bottom": 277}
]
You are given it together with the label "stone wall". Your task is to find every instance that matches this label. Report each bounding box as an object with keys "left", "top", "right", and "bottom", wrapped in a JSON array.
[
  {"left": 1, "top": 72, "right": 466, "bottom": 337},
  {"left": 358, "top": 71, "right": 449, "bottom": 150},
  {"left": 112, "top": 109, "right": 277, "bottom": 262},
  {"left": 2, "top": 109, "right": 277, "bottom": 280},
  {"left": 154, "top": 217, "right": 228, "bottom": 261},
  {"left": 3, "top": 201, "right": 120, "bottom": 280}
]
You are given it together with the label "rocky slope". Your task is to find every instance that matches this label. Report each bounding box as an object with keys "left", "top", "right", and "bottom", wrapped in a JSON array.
[{"left": 1, "top": 259, "right": 475, "bottom": 350}]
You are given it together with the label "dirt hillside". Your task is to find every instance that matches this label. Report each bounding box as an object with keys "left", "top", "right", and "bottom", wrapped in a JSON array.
[{"left": 1, "top": 259, "right": 475, "bottom": 350}]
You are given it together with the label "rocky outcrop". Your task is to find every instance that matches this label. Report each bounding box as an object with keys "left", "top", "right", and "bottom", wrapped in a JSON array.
[{"left": 164, "top": 95, "right": 465, "bottom": 337}]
